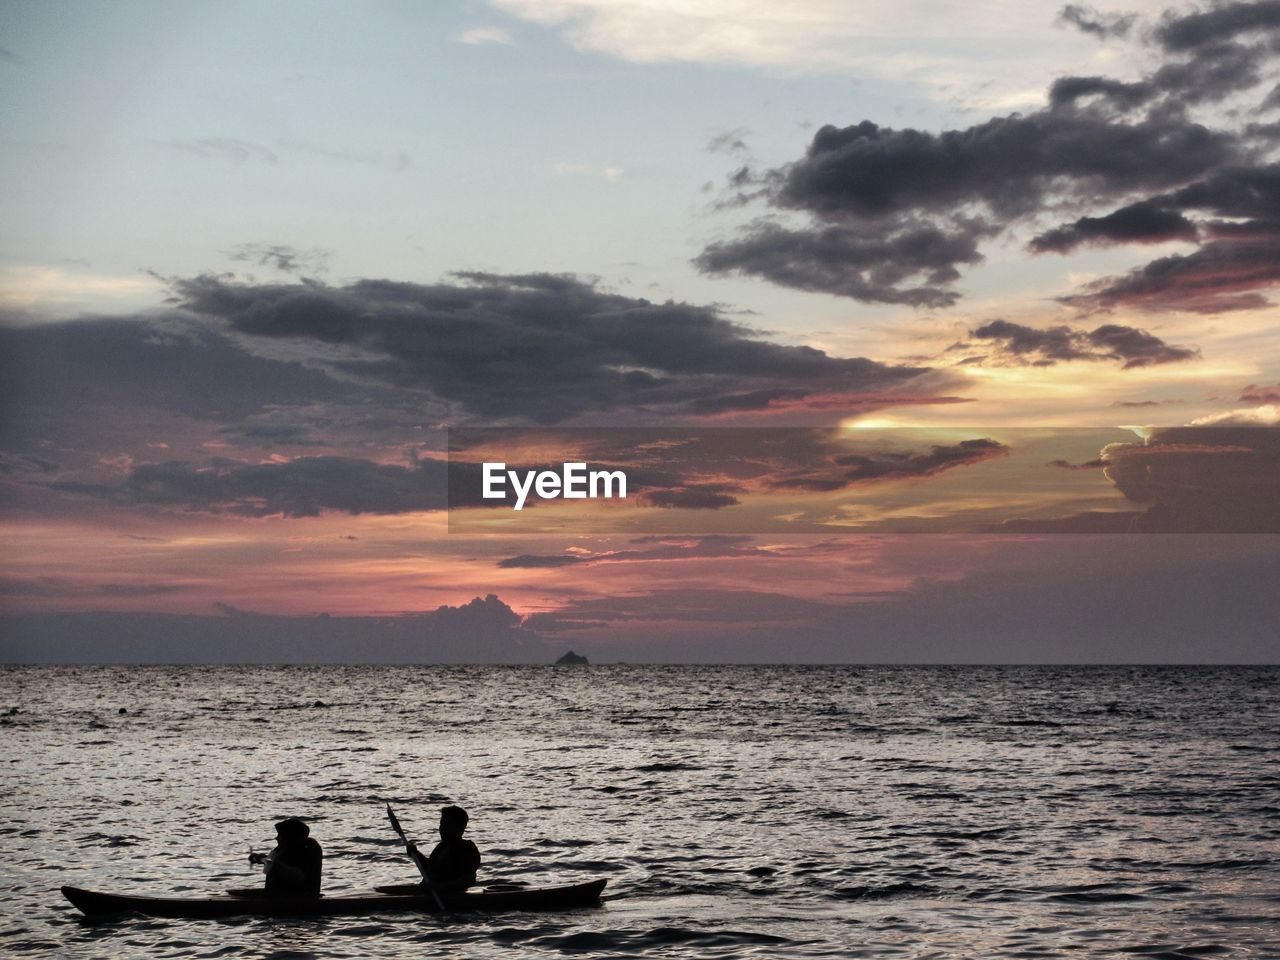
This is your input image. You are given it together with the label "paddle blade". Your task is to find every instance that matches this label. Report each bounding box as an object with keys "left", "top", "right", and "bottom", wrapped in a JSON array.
[{"left": 386, "top": 803, "right": 407, "bottom": 843}]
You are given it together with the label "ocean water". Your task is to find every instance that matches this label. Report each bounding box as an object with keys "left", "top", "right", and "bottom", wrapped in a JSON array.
[{"left": 1, "top": 664, "right": 1278, "bottom": 959}]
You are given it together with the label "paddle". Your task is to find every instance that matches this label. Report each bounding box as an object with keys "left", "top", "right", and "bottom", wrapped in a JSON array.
[{"left": 385, "top": 804, "right": 445, "bottom": 910}]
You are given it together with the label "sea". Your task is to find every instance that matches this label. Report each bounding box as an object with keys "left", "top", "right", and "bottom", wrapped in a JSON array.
[{"left": 1, "top": 665, "right": 1278, "bottom": 959}]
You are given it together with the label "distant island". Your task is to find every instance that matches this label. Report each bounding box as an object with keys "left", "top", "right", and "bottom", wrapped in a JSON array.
[{"left": 554, "top": 650, "right": 588, "bottom": 666}]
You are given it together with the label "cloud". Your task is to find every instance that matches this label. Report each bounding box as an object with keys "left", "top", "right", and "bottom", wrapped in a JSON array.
[
  {"left": 772, "top": 114, "right": 1233, "bottom": 222},
  {"left": 1057, "top": 4, "right": 1136, "bottom": 39},
  {"left": 1028, "top": 200, "right": 1198, "bottom": 252},
  {"left": 0, "top": 577, "right": 186, "bottom": 599},
  {"left": 1, "top": 594, "right": 548, "bottom": 663},
  {"left": 484, "top": 0, "right": 1160, "bottom": 110},
  {"left": 1060, "top": 233, "right": 1280, "bottom": 313},
  {"left": 275, "top": 139, "right": 413, "bottom": 172},
  {"left": 526, "top": 587, "right": 827, "bottom": 629},
  {"left": 552, "top": 161, "right": 624, "bottom": 181},
  {"left": 52, "top": 456, "right": 451, "bottom": 518},
  {"left": 172, "top": 272, "right": 933, "bottom": 423},
  {"left": 159, "top": 138, "right": 279, "bottom": 164},
  {"left": 516, "top": 536, "right": 1280, "bottom": 661},
  {"left": 0, "top": 453, "right": 60, "bottom": 475},
  {"left": 769, "top": 438, "right": 1007, "bottom": 492},
  {"left": 499, "top": 535, "right": 767, "bottom": 568},
  {"left": 1009, "top": 424, "right": 1280, "bottom": 532},
  {"left": 1047, "top": 457, "right": 1109, "bottom": 469},
  {"left": 228, "top": 243, "right": 330, "bottom": 276},
  {"left": 968, "top": 319, "right": 1198, "bottom": 368},
  {"left": 0, "top": 317, "right": 363, "bottom": 455},
  {"left": 497, "top": 554, "right": 588, "bottom": 568},
  {"left": 1099, "top": 426, "right": 1280, "bottom": 531},
  {"left": 694, "top": 218, "right": 988, "bottom": 308},
  {"left": 699, "top": 109, "right": 1238, "bottom": 304},
  {"left": 697, "top": 1, "right": 1280, "bottom": 309},
  {"left": 638, "top": 484, "right": 741, "bottom": 509},
  {"left": 1045, "top": 163, "right": 1280, "bottom": 311},
  {"left": 707, "top": 129, "right": 751, "bottom": 157},
  {"left": 458, "top": 26, "right": 515, "bottom": 45},
  {"left": 1190, "top": 404, "right": 1280, "bottom": 425},
  {"left": 0, "top": 313, "right": 953, "bottom": 522},
  {"left": 1153, "top": 0, "right": 1280, "bottom": 51},
  {"left": 1241, "top": 383, "right": 1280, "bottom": 403},
  {"left": 213, "top": 422, "right": 326, "bottom": 448}
]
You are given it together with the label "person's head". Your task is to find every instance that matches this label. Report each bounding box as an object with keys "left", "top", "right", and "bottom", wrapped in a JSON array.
[
  {"left": 275, "top": 818, "right": 310, "bottom": 843},
  {"left": 439, "top": 805, "right": 469, "bottom": 840}
]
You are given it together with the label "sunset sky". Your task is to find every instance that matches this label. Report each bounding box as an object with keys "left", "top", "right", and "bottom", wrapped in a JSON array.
[{"left": 2, "top": 0, "right": 1279, "bottom": 662}]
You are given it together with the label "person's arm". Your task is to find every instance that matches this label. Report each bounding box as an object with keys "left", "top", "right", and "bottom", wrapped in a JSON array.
[
  {"left": 405, "top": 842, "right": 431, "bottom": 878},
  {"left": 465, "top": 841, "right": 480, "bottom": 883}
]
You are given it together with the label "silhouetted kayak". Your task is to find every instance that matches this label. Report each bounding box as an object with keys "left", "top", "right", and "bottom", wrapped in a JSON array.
[{"left": 61, "top": 879, "right": 607, "bottom": 919}]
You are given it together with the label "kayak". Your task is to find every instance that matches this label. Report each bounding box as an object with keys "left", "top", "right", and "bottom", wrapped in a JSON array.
[{"left": 61, "top": 878, "right": 607, "bottom": 919}]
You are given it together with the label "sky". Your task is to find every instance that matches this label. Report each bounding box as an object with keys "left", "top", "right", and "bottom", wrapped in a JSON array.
[{"left": 2, "top": 0, "right": 1279, "bottom": 663}]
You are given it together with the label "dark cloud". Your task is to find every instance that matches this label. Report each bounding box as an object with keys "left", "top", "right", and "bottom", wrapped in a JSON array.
[
  {"left": 770, "top": 115, "right": 1231, "bottom": 222},
  {"left": 1101, "top": 426, "right": 1280, "bottom": 531},
  {"left": 1029, "top": 200, "right": 1197, "bottom": 252},
  {"left": 214, "top": 421, "right": 327, "bottom": 448},
  {"left": 0, "top": 317, "right": 368, "bottom": 463},
  {"left": 1148, "top": 39, "right": 1268, "bottom": 103},
  {"left": 697, "top": 108, "right": 1237, "bottom": 303},
  {"left": 1088, "top": 323, "right": 1200, "bottom": 367},
  {"left": 1045, "top": 163, "right": 1280, "bottom": 311},
  {"left": 1046, "top": 75, "right": 1155, "bottom": 112},
  {"left": 173, "top": 272, "right": 930, "bottom": 422},
  {"left": 969, "top": 319, "right": 1198, "bottom": 367},
  {"left": 496, "top": 554, "right": 588, "bottom": 568},
  {"left": 0, "top": 453, "right": 60, "bottom": 475},
  {"left": 699, "top": 1, "right": 1280, "bottom": 309},
  {"left": 770, "top": 438, "right": 1007, "bottom": 492},
  {"left": 0, "top": 577, "right": 186, "bottom": 599},
  {"left": 527, "top": 588, "right": 825, "bottom": 629},
  {"left": 1, "top": 595, "right": 547, "bottom": 664},
  {"left": 52, "top": 456, "right": 451, "bottom": 518},
  {"left": 707, "top": 129, "right": 751, "bottom": 156},
  {"left": 518, "top": 536, "right": 1280, "bottom": 661},
  {"left": 1057, "top": 4, "right": 1137, "bottom": 39},
  {"left": 1240, "top": 383, "right": 1280, "bottom": 402},
  {"left": 1010, "top": 426, "right": 1280, "bottom": 532},
  {"left": 694, "top": 219, "right": 988, "bottom": 308},
  {"left": 1047, "top": 458, "right": 1110, "bottom": 469},
  {"left": 228, "top": 243, "right": 330, "bottom": 276},
  {"left": 1061, "top": 233, "right": 1280, "bottom": 313},
  {"left": 970, "top": 320, "right": 1082, "bottom": 364},
  {"left": 1157, "top": 164, "right": 1280, "bottom": 222},
  {"left": 42, "top": 444, "right": 738, "bottom": 519},
  {"left": 1153, "top": 0, "right": 1280, "bottom": 51},
  {"left": 638, "top": 484, "right": 742, "bottom": 509}
]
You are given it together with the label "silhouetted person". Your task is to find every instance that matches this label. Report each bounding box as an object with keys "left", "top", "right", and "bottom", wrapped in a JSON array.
[
  {"left": 406, "top": 805, "right": 480, "bottom": 890},
  {"left": 249, "top": 818, "right": 322, "bottom": 897}
]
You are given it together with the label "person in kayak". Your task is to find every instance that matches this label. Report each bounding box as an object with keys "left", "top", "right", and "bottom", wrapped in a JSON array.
[
  {"left": 248, "top": 818, "right": 323, "bottom": 897},
  {"left": 405, "top": 805, "right": 480, "bottom": 890}
]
